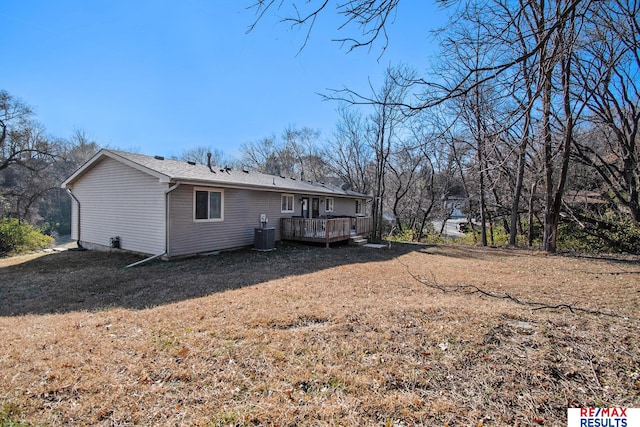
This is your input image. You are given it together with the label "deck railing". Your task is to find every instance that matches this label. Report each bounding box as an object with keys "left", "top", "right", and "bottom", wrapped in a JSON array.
[
  {"left": 353, "top": 216, "right": 373, "bottom": 235},
  {"left": 281, "top": 216, "right": 372, "bottom": 247}
]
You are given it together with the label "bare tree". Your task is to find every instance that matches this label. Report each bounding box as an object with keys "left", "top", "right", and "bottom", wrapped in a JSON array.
[
  {"left": 247, "top": 0, "right": 635, "bottom": 252},
  {"left": 438, "top": 10, "right": 498, "bottom": 246},
  {"left": 387, "top": 145, "right": 422, "bottom": 233},
  {"left": 281, "top": 126, "right": 328, "bottom": 181},
  {"left": 367, "top": 66, "right": 415, "bottom": 240},
  {"left": 64, "top": 129, "right": 99, "bottom": 168},
  {"left": 0, "top": 91, "right": 61, "bottom": 223},
  {"left": 239, "top": 136, "right": 283, "bottom": 175},
  {"left": 248, "top": 0, "right": 400, "bottom": 55},
  {"left": 499, "top": 0, "right": 540, "bottom": 246},
  {"left": 175, "top": 146, "right": 228, "bottom": 168},
  {"left": 572, "top": 0, "right": 640, "bottom": 224},
  {"left": 409, "top": 115, "right": 447, "bottom": 240},
  {"left": 325, "top": 107, "right": 374, "bottom": 194},
  {"left": 1, "top": 90, "right": 55, "bottom": 172},
  {"left": 239, "top": 126, "right": 329, "bottom": 181}
]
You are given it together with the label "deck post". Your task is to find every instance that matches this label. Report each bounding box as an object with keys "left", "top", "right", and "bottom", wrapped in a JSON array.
[{"left": 325, "top": 219, "right": 330, "bottom": 248}]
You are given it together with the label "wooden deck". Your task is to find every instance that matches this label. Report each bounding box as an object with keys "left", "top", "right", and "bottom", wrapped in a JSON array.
[{"left": 281, "top": 217, "right": 373, "bottom": 248}]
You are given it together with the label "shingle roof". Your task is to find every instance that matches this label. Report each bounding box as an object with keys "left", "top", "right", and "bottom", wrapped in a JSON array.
[{"left": 63, "top": 149, "right": 369, "bottom": 199}]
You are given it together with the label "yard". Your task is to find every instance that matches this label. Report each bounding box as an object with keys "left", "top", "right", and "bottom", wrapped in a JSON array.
[{"left": 1, "top": 242, "right": 639, "bottom": 426}]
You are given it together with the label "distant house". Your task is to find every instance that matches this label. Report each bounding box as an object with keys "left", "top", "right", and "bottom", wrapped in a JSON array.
[
  {"left": 61, "top": 150, "right": 371, "bottom": 259},
  {"left": 443, "top": 195, "right": 468, "bottom": 218}
]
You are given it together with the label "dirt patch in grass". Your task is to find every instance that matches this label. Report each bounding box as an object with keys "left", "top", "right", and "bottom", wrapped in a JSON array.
[{"left": 1, "top": 242, "right": 639, "bottom": 426}]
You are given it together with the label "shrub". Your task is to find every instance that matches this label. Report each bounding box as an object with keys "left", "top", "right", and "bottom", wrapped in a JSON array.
[
  {"left": 420, "top": 231, "right": 448, "bottom": 245},
  {"left": 557, "top": 216, "right": 640, "bottom": 254},
  {"left": 38, "top": 220, "right": 71, "bottom": 237},
  {"left": 385, "top": 223, "right": 450, "bottom": 244},
  {"left": 452, "top": 223, "right": 510, "bottom": 247},
  {"left": 0, "top": 218, "right": 55, "bottom": 257},
  {"left": 386, "top": 227, "right": 417, "bottom": 242},
  {"left": 0, "top": 402, "right": 28, "bottom": 427}
]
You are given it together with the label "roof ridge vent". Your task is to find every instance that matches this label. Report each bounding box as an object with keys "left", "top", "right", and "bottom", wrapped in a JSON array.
[
  {"left": 187, "top": 161, "right": 196, "bottom": 165},
  {"left": 154, "top": 155, "right": 165, "bottom": 160}
]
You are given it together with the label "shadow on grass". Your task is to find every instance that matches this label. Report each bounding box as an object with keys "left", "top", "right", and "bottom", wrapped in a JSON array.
[{"left": 0, "top": 241, "right": 424, "bottom": 316}]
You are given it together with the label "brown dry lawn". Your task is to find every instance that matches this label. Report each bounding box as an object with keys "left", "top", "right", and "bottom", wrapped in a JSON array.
[{"left": 1, "top": 242, "right": 639, "bottom": 426}]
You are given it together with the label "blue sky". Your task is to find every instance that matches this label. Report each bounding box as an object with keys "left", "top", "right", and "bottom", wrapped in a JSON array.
[{"left": 2, "top": 1, "right": 446, "bottom": 160}]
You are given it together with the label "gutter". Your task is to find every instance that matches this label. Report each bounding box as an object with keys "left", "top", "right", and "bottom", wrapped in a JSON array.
[
  {"left": 170, "top": 178, "right": 367, "bottom": 199},
  {"left": 65, "top": 188, "right": 84, "bottom": 249}
]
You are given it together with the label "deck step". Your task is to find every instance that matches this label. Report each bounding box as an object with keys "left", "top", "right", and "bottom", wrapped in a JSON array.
[{"left": 349, "top": 235, "right": 368, "bottom": 246}]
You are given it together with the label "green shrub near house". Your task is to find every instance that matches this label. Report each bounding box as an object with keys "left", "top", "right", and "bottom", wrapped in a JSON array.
[{"left": 0, "top": 218, "right": 54, "bottom": 257}]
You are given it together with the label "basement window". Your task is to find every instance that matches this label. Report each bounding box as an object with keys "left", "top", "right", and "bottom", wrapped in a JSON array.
[{"left": 194, "top": 188, "right": 224, "bottom": 221}]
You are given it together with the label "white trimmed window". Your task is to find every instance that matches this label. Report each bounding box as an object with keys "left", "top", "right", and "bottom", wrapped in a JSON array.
[
  {"left": 281, "top": 194, "right": 294, "bottom": 213},
  {"left": 325, "top": 197, "right": 334, "bottom": 212},
  {"left": 355, "top": 199, "right": 364, "bottom": 215},
  {"left": 194, "top": 188, "right": 224, "bottom": 221}
]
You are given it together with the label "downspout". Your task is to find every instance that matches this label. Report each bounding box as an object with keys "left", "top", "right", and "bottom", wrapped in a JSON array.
[
  {"left": 164, "top": 182, "right": 180, "bottom": 258},
  {"left": 125, "top": 253, "right": 165, "bottom": 268},
  {"left": 125, "top": 182, "right": 180, "bottom": 269},
  {"left": 65, "top": 188, "right": 84, "bottom": 249}
]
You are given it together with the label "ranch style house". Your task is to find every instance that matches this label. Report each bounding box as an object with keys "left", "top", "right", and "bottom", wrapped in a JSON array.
[{"left": 61, "top": 149, "right": 372, "bottom": 259}]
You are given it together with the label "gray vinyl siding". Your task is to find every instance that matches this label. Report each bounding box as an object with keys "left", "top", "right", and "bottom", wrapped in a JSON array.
[
  {"left": 333, "top": 196, "right": 361, "bottom": 216},
  {"left": 168, "top": 187, "right": 367, "bottom": 257},
  {"left": 70, "top": 197, "right": 79, "bottom": 240},
  {"left": 291, "top": 195, "right": 363, "bottom": 217},
  {"left": 70, "top": 158, "right": 166, "bottom": 255},
  {"left": 167, "top": 185, "right": 285, "bottom": 257}
]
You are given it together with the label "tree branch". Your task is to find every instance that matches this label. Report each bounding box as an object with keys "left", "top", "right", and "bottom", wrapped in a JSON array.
[{"left": 398, "top": 259, "right": 631, "bottom": 319}]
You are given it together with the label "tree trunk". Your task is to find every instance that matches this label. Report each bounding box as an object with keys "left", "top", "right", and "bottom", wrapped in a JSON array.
[
  {"left": 541, "top": 59, "right": 556, "bottom": 252},
  {"left": 546, "top": 50, "right": 576, "bottom": 252},
  {"left": 528, "top": 180, "right": 538, "bottom": 247},
  {"left": 543, "top": 8, "right": 576, "bottom": 253},
  {"left": 509, "top": 114, "right": 530, "bottom": 246},
  {"left": 478, "top": 143, "right": 488, "bottom": 246},
  {"left": 623, "top": 155, "right": 640, "bottom": 223},
  {"left": 475, "top": 85, "right": 488, "bottom": 246}
]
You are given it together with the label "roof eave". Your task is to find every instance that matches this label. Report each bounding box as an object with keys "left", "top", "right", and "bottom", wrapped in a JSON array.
[
  {"left": 171, "top": 178, "right": 367, "bottom": 198},
  {"left": 61, "top": 149, "right": 172, "bottom": 188}
]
